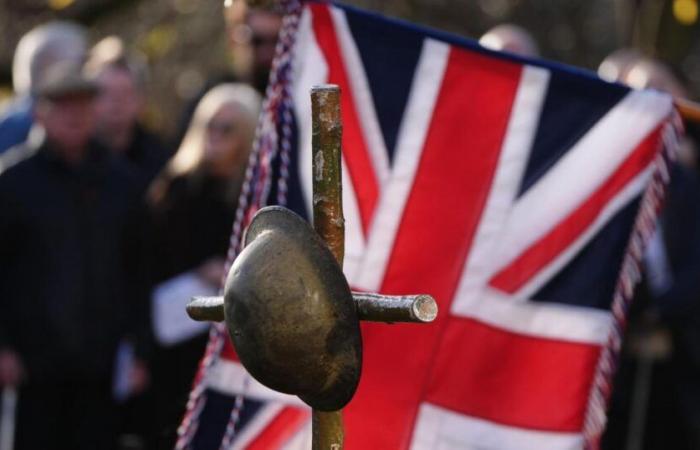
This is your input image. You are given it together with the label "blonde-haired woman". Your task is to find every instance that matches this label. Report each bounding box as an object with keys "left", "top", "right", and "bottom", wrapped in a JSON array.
[
  {"left": 145, "top": 83, "right": 261, "bottom": 446},
  {"left": 150, "top": 82, "right": 261, "bottom": 201}
]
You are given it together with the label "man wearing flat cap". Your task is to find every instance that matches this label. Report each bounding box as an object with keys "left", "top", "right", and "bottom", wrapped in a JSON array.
[{"left": 0, "top": 62, "right": 148, "bottom": 450}]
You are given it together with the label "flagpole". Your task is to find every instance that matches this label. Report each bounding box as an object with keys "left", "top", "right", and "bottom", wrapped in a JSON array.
[
  {"left": 310, "top": 84, "right": 345, "bottom": 450},
  {"left": 675, "top": 98, "right": 700, "bottom": 125}
]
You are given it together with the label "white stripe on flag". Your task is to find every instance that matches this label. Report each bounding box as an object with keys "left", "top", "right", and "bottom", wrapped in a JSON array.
[
  {"left": 410, "top": 403, "right": 584, "bottom": 450},
  {"left": 354, "top": 38, "right": 450, "bottom": 291},
  {"left": 455, "top": 65, "right": 549, "bottom": 306},
  {"left": 454, "top": 287, "right": 613, "bottom": 344},
  {"left": 206, "top": 359, "right": 304, "bottom": 406},
  {"left": 341, "top": 157, "right": 366, "bottom": 281},
  {"left": 488, "top": 90, "right": 673, "bottom": 279},
  {"left": 514, "top": 164, "right": 656, "bottom": 301},
  {"left": 230, "top": 403, "right": 286, "bottom": 450},
  {"left": 330, "top": 6, "right": 391, "bottom": 186},
  {"left": 280, "top": 421, "right": 312, "bottom": 450},
  {"left": 292, "top": 7, "right": 327, "bottom": 219}
]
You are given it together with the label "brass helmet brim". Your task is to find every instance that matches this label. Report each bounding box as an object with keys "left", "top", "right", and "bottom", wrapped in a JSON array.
[{"left": 227, "top": 206, "right": 362, "bottom": 411}]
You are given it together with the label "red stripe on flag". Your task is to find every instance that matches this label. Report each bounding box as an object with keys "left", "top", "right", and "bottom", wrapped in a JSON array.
[
  {"left": 220, "top": 339, "right": 239, "bottom": 362},
  {"left": 426, "top": 316, "right": 601, "bottom": 431},
  {"left": 246, "top": 407, "right": 310, "bottom": 450},
  {"left": 310, "top": 4, "right": 379, "bottom": 233},
  {"left": 489, "top": 125, "right": 664, "bottom": 294},
  {"left": 343, "top": 47, "right": 522, "bottom": 449}
]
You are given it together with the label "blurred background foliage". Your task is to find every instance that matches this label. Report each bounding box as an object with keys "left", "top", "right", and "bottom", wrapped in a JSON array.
[{"left": 0, "top": 0, "right": 698, "bottom": 136}]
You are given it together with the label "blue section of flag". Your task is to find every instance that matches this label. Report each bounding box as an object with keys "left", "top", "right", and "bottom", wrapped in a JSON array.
[
  {"left": 344, "top": 7, "right": 423, "bottom": 162},
  {"left": 531, "top": 197, "right": 642, "bottom": 309},
  {"left": 192, "top": 392, "right": 264, "bottom": 449},
  {"left": 518, "top": 73, "right": 629, "bottom": 197}
]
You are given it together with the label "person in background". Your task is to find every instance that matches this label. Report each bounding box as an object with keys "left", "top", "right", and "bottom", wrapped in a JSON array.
[
  {"left": 82, "top": 38, "right": 165, "bottom": 449},
  {"left": 625, "top": 57, "right": 689, "bottom": 99},
  {"left": 85, "top": 36, "right": 170, "bottom": 194},
  {"left": 0, "top": 62, "right": 147, "bottom": 450},
  {"left": 172, "top": 1, "right": 280, "bottom": 147},
  {"left": 0, "top": 21, "right": 86, "bottom": 154},
  {"left": 479, "top": 23, "right": 540, "bottom": 57},
  {"left": 598, "top": 48, "right": 643, "bottom": 84},
  {"left": 225, "top": 0, "right": 283, "bottom": 94},
  {"left": 144, "top": 83, "right": 261, "bottom": 448}
]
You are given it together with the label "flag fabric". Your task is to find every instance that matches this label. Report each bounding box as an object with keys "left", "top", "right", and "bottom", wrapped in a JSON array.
[{"left": 179, "top": 2, "right": 682, "bottom": 449}]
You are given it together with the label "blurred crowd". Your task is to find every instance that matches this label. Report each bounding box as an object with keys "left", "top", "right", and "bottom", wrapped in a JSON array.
[
  {"left": 0, "top": 4, "right": 699, "bottom": 450},
  {"left": 0, "top": 4, "right": 277, "bottom": 450}
]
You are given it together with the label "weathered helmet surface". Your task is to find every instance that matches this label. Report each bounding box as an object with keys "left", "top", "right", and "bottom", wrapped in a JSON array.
[{"left": 224, "top": 206, "right": 362, "bottom": 411}]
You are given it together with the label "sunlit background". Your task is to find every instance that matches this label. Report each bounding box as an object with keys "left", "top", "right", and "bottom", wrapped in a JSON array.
[{"left": 0, "top": 0, "right": 698, "bottom": 136}]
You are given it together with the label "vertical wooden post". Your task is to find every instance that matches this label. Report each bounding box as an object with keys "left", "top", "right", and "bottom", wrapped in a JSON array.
[
  {"left": 311, "top": 84, "right": 345, "bottom": 263},
  {"left": 310, "top": 84, "right": 345, "bottom": 450}
]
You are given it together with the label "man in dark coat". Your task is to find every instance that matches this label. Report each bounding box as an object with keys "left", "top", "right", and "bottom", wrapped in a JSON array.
[
  {"left": 0, "top": 62, "right": 146, "bottom": 450},
  {"left": 86, "top": 36, "right": 170, "bottom": 194}
]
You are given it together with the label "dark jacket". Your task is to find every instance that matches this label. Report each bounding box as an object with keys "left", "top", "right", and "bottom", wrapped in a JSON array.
[
  {"left": 0, "top": 136, "right": 146, "bottom": 382},
  {"left": 144, "top": 170, "right": 241, "bottom": 445},
  {"left": 146, "top": 171, "right": 240, "bottom": 284},
  {"left": 107, "top": 124, "right": 170, "bottom": 196}
]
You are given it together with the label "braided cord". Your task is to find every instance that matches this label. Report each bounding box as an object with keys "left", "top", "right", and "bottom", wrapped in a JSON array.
[{"left": 175, "top": 1, "right": 303, "bottom": 448}]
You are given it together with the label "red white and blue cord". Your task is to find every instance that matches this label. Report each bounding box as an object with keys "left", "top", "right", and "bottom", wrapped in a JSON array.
[{"left": 175, "top": 1, "right": 303, "bottom": 448}]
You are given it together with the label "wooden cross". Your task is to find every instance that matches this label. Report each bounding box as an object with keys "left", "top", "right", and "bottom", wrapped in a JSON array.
[{"left": 187, "top": 85, "right": 437, "bottom": 449}]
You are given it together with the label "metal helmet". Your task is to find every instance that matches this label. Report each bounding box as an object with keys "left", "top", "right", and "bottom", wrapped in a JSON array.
[{"left": 224, "top": 206, "right": 362, "bottom": 411}]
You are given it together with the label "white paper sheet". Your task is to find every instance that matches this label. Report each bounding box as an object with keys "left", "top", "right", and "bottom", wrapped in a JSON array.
[{"left": 152, "top": 271, "right": 216, "bottom": 347}]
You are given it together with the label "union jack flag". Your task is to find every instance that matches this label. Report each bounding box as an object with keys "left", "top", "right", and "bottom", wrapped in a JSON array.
[{"left": 179, "top": 2, "right": 681, "bottom": 449}]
